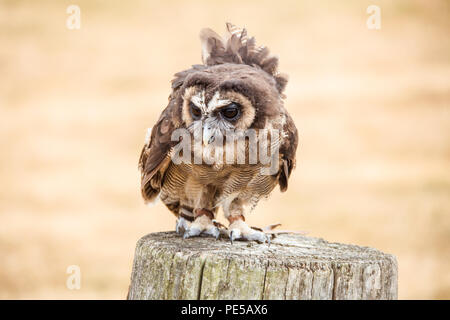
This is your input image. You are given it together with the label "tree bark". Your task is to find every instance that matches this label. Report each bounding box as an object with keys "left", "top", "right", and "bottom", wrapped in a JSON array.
[{"left": 127, "top": 232, "right": 397, "bottom": 300}]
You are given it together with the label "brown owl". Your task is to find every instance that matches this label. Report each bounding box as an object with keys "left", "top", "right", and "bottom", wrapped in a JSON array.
[{"left": 139, "top": 23, "right": 298, "bottom": 243}]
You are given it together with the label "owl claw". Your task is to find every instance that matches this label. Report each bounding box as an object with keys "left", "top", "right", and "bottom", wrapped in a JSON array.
[
  {"left": 178, "top": 214, "right": 220, "bottom": 240},
  {"left": 228, "top": 220, "right": 271, "bottom": 245},
  {"left": 228, "top": 228, "right": 269, "bottom": 244},
  {"left": 229, "top": 230, "right": 235, "bottom": 245},
  {"left": 183, "top": 226, "right": 202, "bottom": 239},
  {"left": 176, "top": 217, "right": 190, "bottom": 235},
  {"left": 205, "top": 226, "right": 220, "bottom": 240}
]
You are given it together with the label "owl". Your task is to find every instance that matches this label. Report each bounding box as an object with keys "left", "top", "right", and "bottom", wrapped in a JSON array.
[{"left": 139, "top": 23, "right": 298, "bottom": 243}]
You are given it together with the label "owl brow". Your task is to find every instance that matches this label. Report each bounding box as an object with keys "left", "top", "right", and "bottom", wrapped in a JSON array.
[
  {"left": 190, "top": 90, "right": 207, "bottom": 113},
  {"left": 207, "top": 91, "right": 232, "bottom": 113}
]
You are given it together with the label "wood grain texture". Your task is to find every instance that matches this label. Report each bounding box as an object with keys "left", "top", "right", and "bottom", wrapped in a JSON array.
[{"left": 127, "top": 232, "right": 397, "bottom": 300}]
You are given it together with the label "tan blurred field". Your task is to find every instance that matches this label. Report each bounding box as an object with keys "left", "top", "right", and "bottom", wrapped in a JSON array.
[{"left": 0, "top": 0, "right": 449, "bottom": 299}]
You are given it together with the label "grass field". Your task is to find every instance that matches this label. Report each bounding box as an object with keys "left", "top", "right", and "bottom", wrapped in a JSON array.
[{"left": 0, "top": 0, "right": 449, "bottom": 299}]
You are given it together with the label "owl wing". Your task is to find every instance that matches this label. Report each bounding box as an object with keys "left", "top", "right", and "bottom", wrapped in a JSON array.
[
  {"left": 139, "top": 99, "right": 181, "bottom": 203},
  {"left": 278, "top": 112, "right": 298, "bottom": 192},
  {"left": 139, "top": 65, "right": 204, "bottom": 203}
]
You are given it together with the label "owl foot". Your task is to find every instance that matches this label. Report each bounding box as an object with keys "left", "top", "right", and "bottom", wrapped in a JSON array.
[
  {"left": 181, "top": 214, "right": 220, "bottom": 240},
  {"left": 228, "top": 219, "right": 271, "bottom": 245},
  {"left": 175, "top": 216, "right": 190, "bottom": 235}
]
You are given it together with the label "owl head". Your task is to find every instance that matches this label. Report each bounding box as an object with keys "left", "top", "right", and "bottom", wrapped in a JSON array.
[{"left": 172, "top": 23, "right": 288, "bottom": 149}]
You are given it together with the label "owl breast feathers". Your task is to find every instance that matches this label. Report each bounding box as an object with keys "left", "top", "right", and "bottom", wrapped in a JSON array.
[{"left": 138, "top": 23, "right": 298, "bottom": 240}]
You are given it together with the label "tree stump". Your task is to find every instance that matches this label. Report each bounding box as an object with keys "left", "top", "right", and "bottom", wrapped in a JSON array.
[{"left": 127, "top": 232, "right": 397, "bottom": 300}]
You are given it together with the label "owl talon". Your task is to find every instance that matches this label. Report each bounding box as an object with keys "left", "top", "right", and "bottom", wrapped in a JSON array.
[
  {"left": 176, "top": 217, "right": 190, "bottom": 235},
  {"left": 178, "top": 213, "right": 219, "bottom": 240},
  {"left": 229, "top": 230, "right": 236, "bottom": 244},
  {"left": 228, "top": 220, "right": 271, "bottom": 245},
  {"left": 204, "top": 226, "right": 220, "bottom": 240},
  {"left": 183, "top": 226, "right": 202, "bottom": 239}
]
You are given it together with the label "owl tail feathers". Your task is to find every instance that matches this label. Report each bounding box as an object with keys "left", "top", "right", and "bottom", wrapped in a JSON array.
[{"left": 199, "top": 23, "right": 288, "bottom": 94}]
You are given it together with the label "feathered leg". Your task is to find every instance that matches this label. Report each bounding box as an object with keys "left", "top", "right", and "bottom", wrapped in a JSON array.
[
  {"left": 180, "top": 185, "right": 221, "bottom": 240},
  {"left": 175, "top": 205, "right": 194, "bottom": 235},
  {"left": 223, "top": 197, "right": 270, "bottom": 244}
]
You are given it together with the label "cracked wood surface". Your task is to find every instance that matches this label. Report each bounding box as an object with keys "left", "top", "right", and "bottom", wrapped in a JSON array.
[{"left": 127, "top": 232, "right": 397, "bottom": 300}]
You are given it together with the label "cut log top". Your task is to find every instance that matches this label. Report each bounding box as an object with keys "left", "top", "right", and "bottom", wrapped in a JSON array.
[{"left": 128, "top": 232, "right": 397, "bottom": 300}]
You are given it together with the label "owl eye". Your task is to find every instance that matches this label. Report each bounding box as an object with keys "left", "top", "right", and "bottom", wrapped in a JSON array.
[
  {"left": 220, "top": 103, "right": 241, "bottom": 121},
  {"left": 190, "top": 102, "right": 202, "bottom": 120}
]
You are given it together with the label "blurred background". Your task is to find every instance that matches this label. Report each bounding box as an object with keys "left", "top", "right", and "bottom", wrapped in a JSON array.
[{"left": 0, "top": 0, "right": 449, "bottom": 299}]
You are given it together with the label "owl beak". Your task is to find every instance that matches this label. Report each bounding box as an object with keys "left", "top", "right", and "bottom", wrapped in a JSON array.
[{"left": 203, "top": 126, "right": 215, "bottom": 146}]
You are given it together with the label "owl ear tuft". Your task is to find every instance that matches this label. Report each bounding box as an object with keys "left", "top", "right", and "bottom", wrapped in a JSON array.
[
  {"left": 200, "top": 28, "right": 226, "bottom": 66},
  {"left": 226, "top": 22, "right": 248, "bottom": 44},
  {"left": 199, "top": 23, "right": 288, "bottom": 94}
]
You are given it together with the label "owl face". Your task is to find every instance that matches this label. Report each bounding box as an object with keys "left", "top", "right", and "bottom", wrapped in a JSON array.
[
  {"left": 178, "top": 62, "right": 282, "bottom": 150},
  {"left": 181, "top": 85, "right": 256, "bottom": 146}
]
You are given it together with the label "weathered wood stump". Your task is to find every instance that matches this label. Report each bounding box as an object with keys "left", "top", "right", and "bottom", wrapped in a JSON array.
[{"left": 128, "top": 232, "right": 397, "bottom": 300}]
